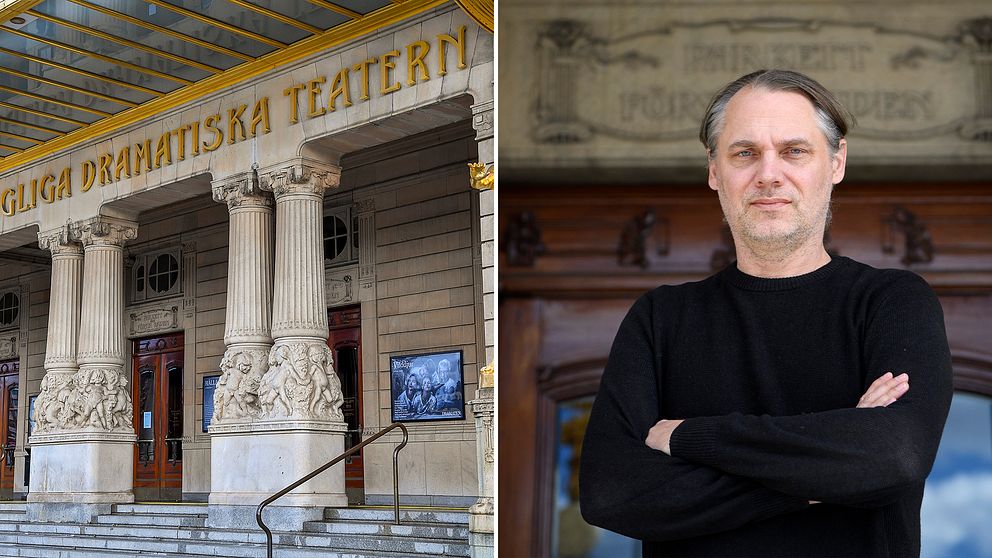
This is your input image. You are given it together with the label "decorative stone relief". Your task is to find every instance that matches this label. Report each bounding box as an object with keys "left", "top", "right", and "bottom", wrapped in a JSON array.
[
  {"left": 72, "top": 217, "right": 138, "bottom": 247},
  {"left": 326, "top": 274, "right": 354, "bottom": 306},
  {"left": 472, "top": 100, "right": 494, "bottom": 141},
  {"left": 212, "top": 348, "right": 268, "bottom": 422},
  {"left": 33, "top": 368, "right": 132, "bottom": 433},
  {"left": 130, "top": 306, "right": 179, "bottom": 336},
  {"left": 211, "top": 173, "right": 273, "bottom": 208},
  {"left": 528, "top": 17, "right": 990, "bottom": 146},
  {"left": 504, "top": 212, "right": 546, "bottom": 267},
  {"left": 0, "top": 335, "right": 16, "bottom": 359},
  {"left": 258, "top": 343, "right": 344, "bottom": 421},
  {"left": 38, "top": 226, "right": 82, "bottom": 255},
  {"left": 261, "top": 161, "right": 342, "bottom": 197}
]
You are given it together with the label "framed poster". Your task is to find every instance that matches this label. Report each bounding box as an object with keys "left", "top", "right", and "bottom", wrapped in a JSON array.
[
  {"left": 390, "top": 350, "right": 465, "bottom": 422},
  {"left": 202, "top": 375, "right": 220, "bottom": 433}
]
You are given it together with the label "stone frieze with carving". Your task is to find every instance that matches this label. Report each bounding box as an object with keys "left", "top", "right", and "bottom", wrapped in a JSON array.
[
  {"left": 33, "top": 367, "right": 133, "bottom": 433},
  {"left": 258, "top": 342, "right": 344, "bottom": 422}
]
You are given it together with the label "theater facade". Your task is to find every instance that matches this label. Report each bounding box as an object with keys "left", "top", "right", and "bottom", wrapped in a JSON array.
[{"left": 0, "top": 0, "right": 493, "bottom": 553}]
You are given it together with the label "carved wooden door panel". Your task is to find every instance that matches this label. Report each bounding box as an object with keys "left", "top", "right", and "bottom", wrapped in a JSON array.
[
  {"left": 132, "top": 334, "right": 183, "bottom": 501},
  {"left": 327, "top": 306, "right": 363, "bottom": 493},
  {"left": 0, "top": 360, "right": 18, "bottom": 491}
]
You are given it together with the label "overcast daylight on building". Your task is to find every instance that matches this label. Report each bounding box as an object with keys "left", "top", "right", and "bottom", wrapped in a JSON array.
[
  {"left": 0, "top": 0, "right": 494, "bottom": 556},
  {"left": 498, "top": 1, "right": 992, "bottom": 557}
]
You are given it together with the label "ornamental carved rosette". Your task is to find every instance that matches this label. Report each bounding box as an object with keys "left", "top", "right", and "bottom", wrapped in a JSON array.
[{"left": 258, "top": 342, "right": 344, "bottom": 422}]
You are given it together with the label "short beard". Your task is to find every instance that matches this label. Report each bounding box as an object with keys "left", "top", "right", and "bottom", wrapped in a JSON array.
[{"left": 726, "top": 200, "right": 832, "bottom": 262}]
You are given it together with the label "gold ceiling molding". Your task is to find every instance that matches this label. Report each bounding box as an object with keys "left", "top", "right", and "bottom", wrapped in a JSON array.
[
  {"left": 0, "top": 0, "right": 450, "bottom": 175},
  {"left": 0, "top": 0, "right": 44, "bottom": 23},
  {"left": 454, "top": 0, "right": 493, "bottom": 33}
]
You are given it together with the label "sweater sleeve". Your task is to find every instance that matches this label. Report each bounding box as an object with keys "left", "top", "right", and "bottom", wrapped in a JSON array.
[
  {"left": 669, "top": 273, "right": 953, "bottom": 507},
  {"left": 579, "top": 294, "right": 810, "bottom": 541}
]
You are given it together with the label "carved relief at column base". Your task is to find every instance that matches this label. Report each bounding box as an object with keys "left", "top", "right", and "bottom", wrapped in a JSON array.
[
  {"left": 33, "top": 366, "right": 133, "bottom": 434},
  {"left": 211, "top": 346, "right": 269, "bottom": 424},
  {"left": 256, "top": 340, "right": 344, "bottom": 422}
]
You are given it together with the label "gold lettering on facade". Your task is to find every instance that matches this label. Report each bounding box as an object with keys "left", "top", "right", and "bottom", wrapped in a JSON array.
[
  {"left": 249, "top": 97, "right": 271, "bottom": 137},
  {"left": 98, "top": 154, "right": 113, "bottom": 185},
  {"left": 190, "top": 121, "right": 200, "bottom": 156},
  {"left": 134, "top": 139, "right": 152, "bottom": 175},
  {"left": 227, "top": 104, "right": 247, "bottom": 144},
  {"left": 407, "top": 41, "right": 430, "bottom": 86},
  {"left": 173, "top": 125, "right": 189, "bottom": 161},
  {"left": 0, "top": 189, "right": 13, "bottom": 216},
  {"left": 38, "top": 175, "right": 55, "bottom": 204},
  {"left": 380, "top": 50, "right": 401, "bottom": 94},
  {"left": 56, "top": 168, "right": 71, "bottom": 200},
  {"left": 353, "top": 57, "right": 377, "bottom": 101},
  {"left": 0, "top": 28, "right": 471, "bottom": 218},
  {"left": 308, "top": 78, "right": 327, "bottom": 117},
  {"left": 81, "top": 161, "right": 96, "bottom": 192},
  {"left": 438, "top": 26, "right": 467, "bottom": 76},
  {"left": 328, "top": 71, "right": 352, "bottom": 112},
  {"left": 202, "top": 114, "right": 223, "bottom": 152},
  {"left": 284, "top": 84, "right": 305, "bottom": 124},
  {"left": 115, "top": 146, "right": 131, "bottom": 181},
  {"left": 154, "top": 132, "right": 172, "bottom": 168}
]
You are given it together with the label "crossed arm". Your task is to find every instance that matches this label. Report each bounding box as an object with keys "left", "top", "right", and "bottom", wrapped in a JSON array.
[{"left": 579, "top": 278, "right": 953, "bottom": 541}]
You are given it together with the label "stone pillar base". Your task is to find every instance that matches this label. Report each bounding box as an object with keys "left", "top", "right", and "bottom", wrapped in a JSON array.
[
  {"left": 208, "top": 421, "right": 348, "bottom": 528},
  {"left": 26, "top": 502, "right": 114, "bottom": 523},
  {"left": 27, "top": 432, "right": 135, "bottom": 520},
  {"left": 469, "top": 499, "right": 494, "bottom": 558},
  {"left": 470, "top": 531, "right": 494, "bottom": 558}
]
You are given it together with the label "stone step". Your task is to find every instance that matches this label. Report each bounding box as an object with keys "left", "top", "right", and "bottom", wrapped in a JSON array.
[
  {"left": 1, "top": 519, "right": 468, "bottom": 556},
  {"left": 115, "top": 503, "right": 208, "bottom": 515},
  {"left": 303, "top": 518, "right": 470, "bottom": 539},
  {"left": 0, "top": 532, "right": 461, "bottom": 558},
  {"left": 323, "top": 506, "right": 469, "bottom": 524},
  {"left": 95, "top": 512, "right": 207, "bottom": 527},
  {"left": 0, "top": 503, "right": 25, "bottom": 512}
]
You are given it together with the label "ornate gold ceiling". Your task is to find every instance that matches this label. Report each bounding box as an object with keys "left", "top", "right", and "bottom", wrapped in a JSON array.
[{"left": 0, "top": 0, "right": 491, "bottom": 174}]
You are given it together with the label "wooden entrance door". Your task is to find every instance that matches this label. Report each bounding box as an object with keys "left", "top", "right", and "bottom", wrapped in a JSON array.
[
  {"left": 132, "top": 334, "right": 183, "bottom": 501},
  {"left": 327, "top": 306, "right": 363, "bottom": 494},
  {"left": 0, "top": 360, "right": 17, "bottom": 492}
]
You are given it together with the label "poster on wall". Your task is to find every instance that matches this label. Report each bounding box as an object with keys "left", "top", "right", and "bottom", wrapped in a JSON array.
[
  {"left": 390, "top": 350, "right": 465, "bottom": 422},
  {"left": 202, "top": 375, "right": 220, "bottom": 433}
]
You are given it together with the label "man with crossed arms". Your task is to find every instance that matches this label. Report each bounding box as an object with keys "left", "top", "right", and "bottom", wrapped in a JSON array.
[{"left": 580, "top": 69, "right": 952, "bottom": 557}]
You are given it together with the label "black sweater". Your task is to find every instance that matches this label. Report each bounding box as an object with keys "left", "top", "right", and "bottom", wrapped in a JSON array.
[{"left": 579, "top": 256, "right": 953, "bottom": 558}]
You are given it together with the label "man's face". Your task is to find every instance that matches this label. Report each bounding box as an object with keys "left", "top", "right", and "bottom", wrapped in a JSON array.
[{"left": 707, "top": 87, "right": 847, "bottom": 254}]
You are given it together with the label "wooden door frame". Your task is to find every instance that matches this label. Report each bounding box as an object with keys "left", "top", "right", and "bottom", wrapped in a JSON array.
[
  {"left": 131, "top": 333, "right": 184, "bottom": 500},
  {"left": 327, "top": 305, "right": 363, "bottom": 495}
]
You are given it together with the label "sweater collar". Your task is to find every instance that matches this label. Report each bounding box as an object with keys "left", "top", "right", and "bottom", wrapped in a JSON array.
[{"left": 721, "top": 255, "right": 847, "bottom": 291}]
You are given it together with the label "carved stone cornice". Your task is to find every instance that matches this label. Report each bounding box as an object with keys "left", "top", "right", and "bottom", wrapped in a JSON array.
[
  {"left": 72, "top": 217, "right": 138, "bottom": 248},
  {"left": 471, "top": 100, "right": 494, "bottom": 141},
  {"left": 212, "top": 172, "right": 273, "bottom": 210},
  {"left": 260, "top": 159, "right": 342, "bottom": 198},
  {"left": 38, "top": 226, "right": 82, "bottom": 256}
]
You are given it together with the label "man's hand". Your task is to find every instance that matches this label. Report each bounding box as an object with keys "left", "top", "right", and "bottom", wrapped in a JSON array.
[
  {"left": 646, "top": 419, "right": 684, "bottom": 455},
  {"left": 857, "top": 372, "right": 909, "bottom": 408}
]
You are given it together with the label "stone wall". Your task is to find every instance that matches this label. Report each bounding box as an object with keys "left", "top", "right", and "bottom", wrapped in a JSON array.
[{"left": 330, "top": 121, "right": 482, "bottom": 505}]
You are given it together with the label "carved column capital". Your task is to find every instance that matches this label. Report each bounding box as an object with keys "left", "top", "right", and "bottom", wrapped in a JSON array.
[
  {"left": 260, "top": 159, "right": 341, "bottom": 198},
  {"left": 72, "top": 217, "right": 138, "bottom": 248},
  {"left": 212, "top": 172, "right": 273, "bottom": 209},
  {"left": 38, "top": 226, "right": 82, "bottom": 257}
]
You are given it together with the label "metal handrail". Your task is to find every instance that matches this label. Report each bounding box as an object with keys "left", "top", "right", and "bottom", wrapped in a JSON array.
[{"left": 256, "top": 422, "right": 409, "bottom": 558}]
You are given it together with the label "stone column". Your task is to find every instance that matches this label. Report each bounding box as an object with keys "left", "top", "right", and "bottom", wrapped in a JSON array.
[
  {"left": 469, "top": 99, "right": 495, "bottom": 558},
  {"left": 28, "top": 218, "right": 137, "bottom": 523},
  {"left": 207, "top": 172, "right": 276, "bottom": 524},
  {"left": 211, "top": 159, "right": 346, "bottom": 530}
]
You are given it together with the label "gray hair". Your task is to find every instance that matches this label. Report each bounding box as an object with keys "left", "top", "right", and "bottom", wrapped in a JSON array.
[{"left": 699, "top": 69, "right": 852, "bottom": 158}]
